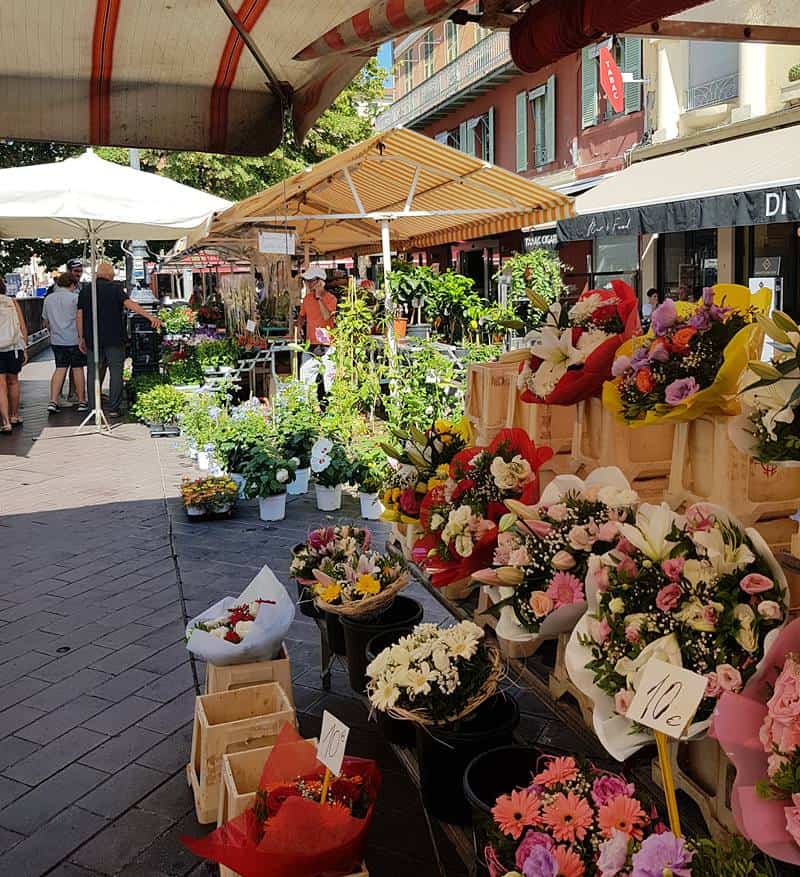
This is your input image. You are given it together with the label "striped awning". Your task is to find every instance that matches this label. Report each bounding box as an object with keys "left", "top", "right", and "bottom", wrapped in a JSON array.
[
  {"left": 0, "top": 1, "right": 465, "bottom": 157},
  {"left": 199, "top": 127, "right": 574, "bottom": 255}
]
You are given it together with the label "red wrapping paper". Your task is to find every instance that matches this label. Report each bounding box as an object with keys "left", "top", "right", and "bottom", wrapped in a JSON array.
[
  {"left": 183, "top": 725, "right": 381, "bottom": 877},
  {"left": 519, "top": 280, "right": 641, "bottom": 406}
]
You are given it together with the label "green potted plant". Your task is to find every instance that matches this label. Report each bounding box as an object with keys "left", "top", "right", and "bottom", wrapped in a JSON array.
[
  {"left": 310, "top": 437, "right": 352, "bottom": 511},
  {"left": 388, "top": 262, "right": 437, "bottom": 334},
  {"left": 215, "top": 411, "right": 273, "bottom": 497},
  {"left": 282, "top": 427, "right": 317, "bottom": 495},
  {"left": 158, "top": 305, "right": 197, "bottom": 336},
  {"left": 195, "top": 339, "right": 241, "bottom": 374},
  {"left": 351, "top": 441, "right": 389, "bottom": 520},
  {"left": 180, "top": 399, "right": 219, "bottom": 471},
  {"left": 180, "top": 475, "right": 239, "bottom": 517},
  {"left": 130, "top": 384, "right": 188, "bottom": 430},
  {"left": 242, "top": 446, "right": 298, "bottom": 522}
]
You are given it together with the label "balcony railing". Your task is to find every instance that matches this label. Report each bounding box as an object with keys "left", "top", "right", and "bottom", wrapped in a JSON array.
[
  {"left": 376, "top": 30, "right": 512, "bottom": 131},
  {"left": 685, "top": 72, "right": 739, "bottom": 111}
]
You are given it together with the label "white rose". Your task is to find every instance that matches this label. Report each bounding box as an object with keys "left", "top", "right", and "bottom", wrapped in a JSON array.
[
  {"left": 276, "top": 468, "right": 289, "bottom": 483},
  {"left": 608, "top": 597, "right": 625, "bottom": 615},
  {"left": 757, "top": 600, "right": 783, "bottom": 620},
  {"left": 598, "top": 485, "right": 638, "bottom": 508},
  {"left": 210, "top": 627, "right": 228, "bottom": 639},
  {"left": 430, "top": 513, "right": 445, "bottom": 531},
  {"left": 234, "top": 621, "right": 254, "bottom": 639}
]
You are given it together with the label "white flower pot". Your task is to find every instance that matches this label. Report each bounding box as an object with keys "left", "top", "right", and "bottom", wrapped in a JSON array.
[
  {"left": 197, "top": 451, "right": 210, "bottom": 471},
  {"left": 287, "top": 467, "right": 310, "bottom": 495},
  {"left": 186, "top": 505, "right": 206, "bottom": 517},
  {"left": 315, "top": 484, "right": 342, "bottom": 511},
  {"left": 230, "top": 473, "right": 247, "bottom": 499},
  {"left": 359, "top": 492, "right": 383, "bottom": 520},
  {"left": 187, "top": 445, "right": 198, "bottom": 461},
  {"left": 214, "top": 503, "right": 232, "bottom": 515},
  {"left": 258, "top": 493, "right": 287, "bottom": 522}
]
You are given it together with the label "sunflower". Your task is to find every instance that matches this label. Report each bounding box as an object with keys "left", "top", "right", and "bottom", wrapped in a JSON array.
[{"left": 318, "top": 583, "right": 342, "bottom": 604}]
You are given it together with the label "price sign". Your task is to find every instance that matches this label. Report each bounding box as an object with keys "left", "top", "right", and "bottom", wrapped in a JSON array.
[
  {"left": 317, "top": 710, "right": 349, "bottom": 777},
  {"left": 245, "top": 319, "right": 257, "bottom": 333},
  {"left": 628, "top": 658, "right": 707, "bottom": 739}
]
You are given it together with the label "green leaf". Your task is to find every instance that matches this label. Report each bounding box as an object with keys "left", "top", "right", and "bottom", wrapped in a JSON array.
[
  {"left": 524, "top": 289, "right": 551, "bottom": 312},
  {"left": 755, "top": 314, "right": 790, "bottom": 344},
  {"left": 773, "top": 310, "right": 800, "bottom": 335},
  {"left": 748, "top": 361, "right": 783, "bottom": 381}
]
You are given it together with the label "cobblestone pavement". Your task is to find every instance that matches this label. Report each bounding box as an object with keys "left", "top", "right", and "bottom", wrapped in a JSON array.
[{"left": 0, "top": 352, "right": 469, "bottom": 877}]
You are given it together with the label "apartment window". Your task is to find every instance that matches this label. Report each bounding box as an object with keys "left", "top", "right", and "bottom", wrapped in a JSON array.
[
  {"left": 422, "top": 31, "right": 435, "bottom": 79},
  {"left": 399, "top": 51, "right": 412, "bottom": 94},
  {"left": 687, "top": 41, "right": 739, "bottom": 110},
  {"left": 460, "top": 109, "right": 494, "bottom": 162},
  {"left": 445, "top": 20, "right": 459, "bottom": 63},
  {"left": 515, "top": 77, "right": 555, "bottom": 171},
  {"left": 472, "top": 1, "right": 490, "bottom": 41},
  {"left": 435, "top": 129, "right": 460, "bottom": 150},
  {"left": 581, "top": 37, "right": 642, "bottom": 128},
  {"left": 594, "top": 235, "right": 639, "bottom": 292}
]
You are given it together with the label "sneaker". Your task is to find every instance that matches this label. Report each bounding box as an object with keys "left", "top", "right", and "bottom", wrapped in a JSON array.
[
  {"left": 47, "top": 402, "right": 60, "bottom": 414},
  {"left": 76, "top": 402, "right": 89, "bottom": 412}
]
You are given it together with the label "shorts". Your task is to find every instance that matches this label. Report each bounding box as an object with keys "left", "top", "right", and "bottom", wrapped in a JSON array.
[
  {"left": 52, "top": 345, "right": 87, "bottom": 368},
  {"left": 0, "top": 350, "right": 23, "bottom": 375}
]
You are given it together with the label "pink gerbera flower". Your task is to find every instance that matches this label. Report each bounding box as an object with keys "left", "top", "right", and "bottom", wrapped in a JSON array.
[
  {"left": 553, "top": 845, "right": 586, "bottom": 877},
  {"left": 534, "top": 756, "right": 579, "bottom": 788},
  {"left": 598, "top": 795, "right": 647, "bottom": 839},
  {"left": 540, "top": 792, "right": 594, "bottom": 843},
  {"left": 491, "top": 788, "right": 540, "bottom": 839},
  {"left": 546, "top": 572, "right": 584, "bottom": 608}
]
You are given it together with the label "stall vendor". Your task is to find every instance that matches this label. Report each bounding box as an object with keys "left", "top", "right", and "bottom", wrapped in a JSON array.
[{"left": 298, "top": 265, "right": 337, "bottom": 347}]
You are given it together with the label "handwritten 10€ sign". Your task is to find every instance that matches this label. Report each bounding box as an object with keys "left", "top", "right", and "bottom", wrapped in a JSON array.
[
  {"left": 317, "top": 710, "right": 350, "bottom": 777},
  {"left": 627, "top": 658, "right": 708, "bottom": 739}
]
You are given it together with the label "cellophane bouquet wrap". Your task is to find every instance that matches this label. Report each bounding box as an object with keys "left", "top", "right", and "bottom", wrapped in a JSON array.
[
  {"left": 311, "top": 550, "right": 410, "bottom": 618},
  {"left": 516, "top": 280, "right": 640, "bottom": 406},
  {"left": 712, "top": 618, "right": 800, "bottom": 866},
  {"left": 183, "top": 724, "right": 381, "bottom": 877},
  {"left": 565, "top": 501, "right": 788, "bottom": 761},
  {"left": 379, "top": 418, "right": 471, "bottom": 525},
  {"left": 603, "top": 284, "right": 771, "bottom": 427},
  {"left": 185, "top": 565, "right": 295, "bottom": 666},
  {"left": 411, "top": 428, "right": 553, "bottom": 588},
  {"left": 472, "top": 467, "right": 638, "bottom": 646}
]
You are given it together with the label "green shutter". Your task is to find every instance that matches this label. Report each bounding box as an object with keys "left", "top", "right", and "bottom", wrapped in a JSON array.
[
  {"left": 544, "top": 75, "right": 556, "bottom": 164},
  {"left": 487, "top": 106, "right": 495, "bottom": 164},
  {"left": 515, "top": 92, "right": 528, "bottom": 171},
  {"left": 458, "top": 120, "right": 469, "bottom": 155},
  {"left": 623, "top": 37, "right": 642, "bottom": 113},
  {"left": 581, "top": 45, "right": 597, "bottom": 129}
]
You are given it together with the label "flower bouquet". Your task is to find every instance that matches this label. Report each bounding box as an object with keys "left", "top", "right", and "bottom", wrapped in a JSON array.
[
  {"left": 379, "top": 418, "right": 471, "bottom": 525},
  {"left": 566, "top": 501, "right": 788, "bottom": 761},
  {"left": 290, "top": 526, "right": 372, "bottom": 584},
  {"left": 411, "top": 428, "right": 554, "bottom": 588},
  {"left": 603, "top": 284, "right": 771, "bottom": 427},
  {"left": 366, "top": 620, "right": 502, "bottom": 724},
  {"left": 473, "top": 468, "right": 638, "bottom": 646},
  {"left": 516, "top": 281, "right": 640, "bottom": 406},
  {"left": 183, "top": 724, "right": 380, "bottom": 877},
  {"left": 186, "top": 565, "right": 295, "bottom": 665},
  {"left": 311, "top": 550, "right": 410, "bottom": 618},
  {"left": 180, "top": 475, "right": 239, "bottom": 515},
  {"left": 711, "top": 618, "right": 800, "bottom": 866}
]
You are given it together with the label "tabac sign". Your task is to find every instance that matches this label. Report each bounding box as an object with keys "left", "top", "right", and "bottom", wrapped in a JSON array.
[{"left": 599, "top": 47, "right": 624, "bottom": 114}]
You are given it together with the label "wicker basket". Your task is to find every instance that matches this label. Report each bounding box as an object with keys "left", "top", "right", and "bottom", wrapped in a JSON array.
[{"left": 313, "top": 572, "right": 410, "bottom": 619}]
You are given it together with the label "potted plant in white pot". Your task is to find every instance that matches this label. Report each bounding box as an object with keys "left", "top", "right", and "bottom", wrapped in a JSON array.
[
  {"left": 310, "top": 437, "right": 351, "bottom": 511},
  {"left": 282, "top": 427, "right": 316, "bottom": 495},
  {"left": 180, "top": 476, "right": 240, "bottom": 518},
  {"left": 351, "top": 441, "right": 388, "bottom": 520},
  {"left": 242, "top": 447, "right": 298, "bottom": 522}
]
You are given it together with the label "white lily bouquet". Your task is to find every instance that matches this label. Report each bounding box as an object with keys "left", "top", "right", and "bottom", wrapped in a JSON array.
[
  {"left": 186, "top": 565, "right": 295, "bottom": 666},
  {"left": 565, "top": 501, "right": 788, "bottom": 760}
]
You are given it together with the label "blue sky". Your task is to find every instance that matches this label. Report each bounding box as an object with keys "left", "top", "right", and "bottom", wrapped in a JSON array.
[{"left": 377, "top": 42, "right": 394, "bottom": 86}]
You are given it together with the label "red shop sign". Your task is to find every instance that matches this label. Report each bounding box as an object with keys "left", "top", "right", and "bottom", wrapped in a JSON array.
[{"left": 599, "top": 46, "right": 624, "bottom": 114}]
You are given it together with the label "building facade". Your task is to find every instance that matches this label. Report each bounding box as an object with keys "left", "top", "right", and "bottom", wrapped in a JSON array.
[{"left": 375, "top": 8, "right": 646, "bottom": 298}]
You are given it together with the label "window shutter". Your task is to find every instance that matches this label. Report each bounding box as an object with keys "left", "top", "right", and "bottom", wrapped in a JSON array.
[
  {"left": 544, "top": 75, "right": 556, "bottom": 165},
  {"left": 623, "top": 37, "right": 642, "bottom": 113},
  {"left": 515, "top": 92, "right": 528, "bottom": 171},
  {"left": 581, "top": 45, "right": 597, "bottom": 129},
  {"left": 487, "top": 106, "right": 495, "bottom": 164},
  {"left": 459, "top": 120, "right": 471, "bottom": 155}
]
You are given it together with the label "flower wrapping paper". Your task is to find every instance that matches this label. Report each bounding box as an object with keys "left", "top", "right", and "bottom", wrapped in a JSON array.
[{"left": 186, "top": 565, "right": 295, "bottom": 666}]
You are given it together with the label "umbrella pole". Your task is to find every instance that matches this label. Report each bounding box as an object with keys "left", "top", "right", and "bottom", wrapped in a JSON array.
[{"left": 77, "top": 223, "right": 110, "bottom": 433}]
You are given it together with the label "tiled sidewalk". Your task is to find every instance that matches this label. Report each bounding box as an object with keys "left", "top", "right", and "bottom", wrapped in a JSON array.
[{"left": 0, "top": 354, "right": 467, "bottom": 877}]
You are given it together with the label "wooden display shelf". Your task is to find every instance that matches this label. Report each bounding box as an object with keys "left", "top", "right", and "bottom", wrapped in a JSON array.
[{"left": 204, "top": 643, "right": 294, "bottom": 708}]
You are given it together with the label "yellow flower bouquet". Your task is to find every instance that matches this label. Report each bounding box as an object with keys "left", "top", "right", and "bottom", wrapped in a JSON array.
[
  {"left": 311, "top": 550, "right": 410, "bottom": 618},
  {"left": 602, "top": 284, "right": 770, "bottom": 427}
]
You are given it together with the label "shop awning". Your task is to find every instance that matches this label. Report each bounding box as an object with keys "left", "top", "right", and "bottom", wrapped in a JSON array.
[
  {"left": 557, "top": 125, "right": 800, "bottom": 241},
  {"left": 197, "top": 127, "right": 574, "bottom": 255}
]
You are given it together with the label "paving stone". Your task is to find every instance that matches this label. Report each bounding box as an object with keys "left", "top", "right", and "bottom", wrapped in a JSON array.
[
  {"left": 0, "top": 594, "right": 65, "bottom": 622},
  {"left": 0, "top": 763, "right": 108, "bottom": 835},
  {"left": 136, "top": 723, "right": 194, "bottom": 775},
  {"left": 0, "top": 705, "right": 45, "bottom": 740},
  {"left": 15, "top": 696, "right": 111, "bottom": 745},
  {"left": 80, "top": 726, "right": 165, "bottom": 773},
  {"left": 5, "top": 727, "right": 108, "bottom": 786},
  {"left": 82, "top": 696, "right": 162, "bottom": 736},
  {"left": 92, "top": 623, "right": 154, "bottom": 650},
  {"left": 136, "top": 771, "right": 194, "bottom": 820},
  {"left": 77, "top": 763, "right": 169, "bottom": 820},
  {"left": 0, "top": 806, "right": 108, "bottom": 877},
  {"left": 118, "top": 811, "right": 208, "bottom": 876},
  {"left": 89, "top": 667, "right": 161, "bottom": 702},
  {"left": 0, "top": 650, "right": 58, "bottom": 684},
  {"left": 136, "top": 690, "right": 195, "bottom": 736},
  {"left": 137, "top": 662, "right": 196, "bottom": 703},
  {"left": 22, "top": 669, "right": 112, "bottom": 712},
  {"left": 31, "top": 645, "right": 115, "bottom": 683},
  {"left": 70, "top": 807, "right": 173, "bottom": 875},
  {"left": 0, "top": 737, "right": 40, "bottom": 773},
  {"left": 89, "top": 643, "right": 157, "bottom": 675},
  {"left": 0, "top": 613, "right": 70, "bottom": 643}
]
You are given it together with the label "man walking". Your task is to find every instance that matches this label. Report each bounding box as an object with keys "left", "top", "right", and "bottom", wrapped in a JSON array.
[{"left": 76, "top": 262, "right": 162, "bottom": 417}]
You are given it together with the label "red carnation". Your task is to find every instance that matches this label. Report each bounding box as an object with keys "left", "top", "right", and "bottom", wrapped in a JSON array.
[{"left": 224, "top": 630, "right": 242, "bottom": 644}]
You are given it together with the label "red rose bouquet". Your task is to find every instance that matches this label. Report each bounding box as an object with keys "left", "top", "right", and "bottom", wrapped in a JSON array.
[
  {"left": 517, "top": 281, "right": 640, "bottom": 406},
  {"left": 411, "top": 428, "right": 553, "bottom": 587}
]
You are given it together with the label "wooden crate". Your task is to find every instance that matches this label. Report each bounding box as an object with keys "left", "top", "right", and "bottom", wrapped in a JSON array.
[
  {"left": 474, "top": 588, "right": 554, "bottom": 659},
  {"left": 667, "top": 415, "right": 800, "bottom": 547},
  {"left": 187, "top": 682, "right": 296, "bottom": 824},
  {"left": 204, "top": 643, "right": 294, "bottom": 708},
  {"left": 651, "top": 736, "right": 736, "bottom": 842},
  {"left": 548, "top": 633, "right": 594, "bottom": 728},
  {"left": 572, "top": 397, "right": 674, "bottom": 483},
  {"left": 465, "top": 360, "right": 519, "bottom": 445},
  {"left": 506, "top": 393, "right": 578, "bottom": 476},
  {"left": 218, "top": 739, "right": 367, "bottom": 877}
]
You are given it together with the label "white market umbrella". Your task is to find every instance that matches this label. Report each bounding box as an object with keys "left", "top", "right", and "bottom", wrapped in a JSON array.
[{"left": 0, "top": 150, "right": 230, "bottom": 429}]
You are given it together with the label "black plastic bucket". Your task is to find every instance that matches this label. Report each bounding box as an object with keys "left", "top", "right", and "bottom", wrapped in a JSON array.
[
  {"left": 340, "top": 596, "right": 424, "bottom": 694},
  {"left": 325, "top": 611, "right": 347, "bottom": 656},
  {"left": 365, "top": 629, "right": 417, "bottom": 746},
  {"left": 294, "top": 579, "right": 321, "bottom": 620},
  {"left": 463, "top": 746, "right": 543, "bottom": 874},
  {"left": 415, "top": 693, "right": 520, "bottom": 825}
]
